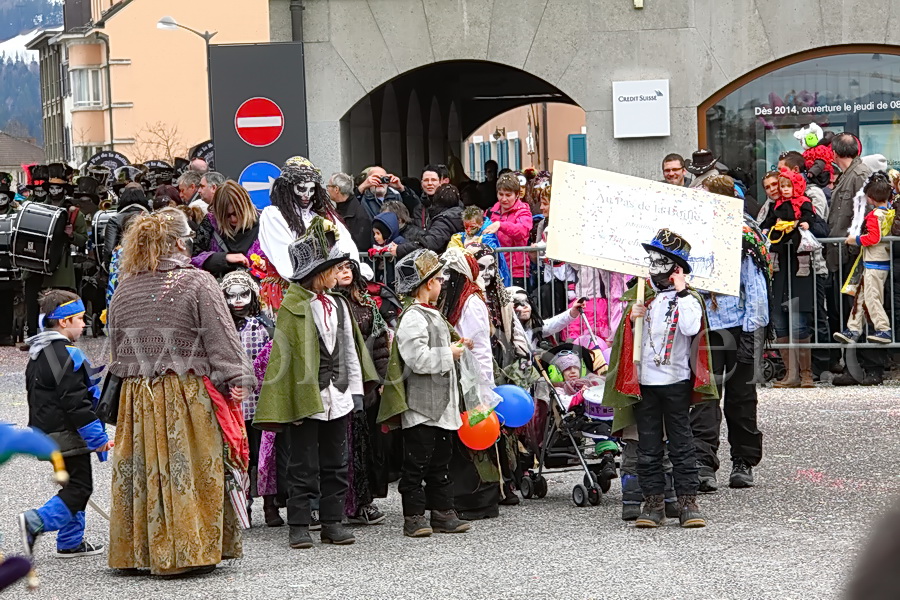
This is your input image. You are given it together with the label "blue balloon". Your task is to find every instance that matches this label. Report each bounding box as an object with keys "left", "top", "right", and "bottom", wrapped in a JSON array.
[{"left": 493, "top": 385, "right": 535, "bottom": 428}]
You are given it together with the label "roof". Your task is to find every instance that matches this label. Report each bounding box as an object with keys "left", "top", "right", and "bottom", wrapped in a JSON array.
[
  {"left": 94, "top": 0, "right": 135, "bottom": 27},
  {"left": 0, "top": 132, "right": 45, "bottom": 167},
  {"left": 24, "top": 27, "right": 65, "bottom": 51}
]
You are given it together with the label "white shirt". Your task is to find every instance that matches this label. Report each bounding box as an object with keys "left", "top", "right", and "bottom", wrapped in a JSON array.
[
  {"left": 398, "top": 303, "right": 462, "bottom": 431},
  {"left": 307, "top": 296, "right": 364, "bottom": 421},
  {"left": 454, "top": 295, "right": 496, "bottom": 404},
  {"left": 259, "top": 205, "right": 359, "bottom": 280},
  {"left": 639, "top": 290, "right": 702, "bottom": 386},
  {"left": 523, "top": 309, "right": 577, "bottom": 351}
]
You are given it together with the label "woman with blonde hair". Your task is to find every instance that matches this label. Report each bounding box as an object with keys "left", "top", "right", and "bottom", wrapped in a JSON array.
[
  {"left": 107, "top": 207, "right": 256, "bottom": 577},
  {"left": 192, "top": 180, "right": 262, "bottom": 277}
]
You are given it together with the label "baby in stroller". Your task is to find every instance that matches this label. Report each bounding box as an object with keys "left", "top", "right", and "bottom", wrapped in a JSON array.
[{"left": 519, "top": 343, "right": 620, "bottom": 506}]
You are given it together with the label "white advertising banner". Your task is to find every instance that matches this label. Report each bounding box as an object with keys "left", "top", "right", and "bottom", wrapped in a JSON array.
[{"left": 545, "top": 161, "right": 744, "bottom": 296}]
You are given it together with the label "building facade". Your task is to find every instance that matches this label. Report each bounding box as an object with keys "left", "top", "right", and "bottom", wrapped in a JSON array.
[{"left": 29, "top": 0, "right": 269, "bottom": 165}]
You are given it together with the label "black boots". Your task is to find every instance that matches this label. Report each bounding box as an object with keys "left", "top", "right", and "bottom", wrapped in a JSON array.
[
  {"left": 677, "top": 495, "right": 706, "bottom": 528},
  {"left": 263, "top": 495, "right": 284, "bottom": 527},
  {"left": 320, "top": 523, "right": 356, "bottom": 545},
  {"left": 729, "top": 458, "right": 754, "bottom": 488},
  {"left": 289, "top": 526, "right": 313, "bottom": 549},
  {"left": 403, "top": 515, "right": 433, "bottom": 538},
  {"left": 634, "top": 494, "right": 666, "bottom": 528}
]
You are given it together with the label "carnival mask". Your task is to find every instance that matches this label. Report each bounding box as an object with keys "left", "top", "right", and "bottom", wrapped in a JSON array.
[
  {"left": 224, "top": 283, "right": 253, "bottom": 318},
  {"left": 33, "top": 188, "right": 47, "bottom": 200},
  {"left": 647, "top": 250, "right": 676, "bottom": 291},
  {"left": 512, "top": 291, "right": 531, "bottom": 321},
  {"left": 294, "top": 181, "right": 316, "bottom": 209},
  {"left": 476, "top": 253, "right": 497, "bottom": 289},
  {"left": 48, "top": 185, "right": 65, "bottom": 201},
  {"left": 0, "top": 192, "right": 10, "bottom": 207}
]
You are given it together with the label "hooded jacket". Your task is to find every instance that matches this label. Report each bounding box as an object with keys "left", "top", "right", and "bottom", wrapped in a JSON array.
[
  {"left": 395, "top": 205, "right": 464, "bottom": 259},
  {"left": 372, "top": 211, "right": 405, "bottom": 245}
]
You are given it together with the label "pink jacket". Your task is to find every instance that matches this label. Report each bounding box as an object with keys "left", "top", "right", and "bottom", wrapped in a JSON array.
[{"left": 486, "top": 200, "right": 533, "bottom": 279}]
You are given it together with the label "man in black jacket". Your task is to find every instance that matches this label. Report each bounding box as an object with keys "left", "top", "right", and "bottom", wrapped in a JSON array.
[
  {"left": 419, "top": 164, "right": 450, "bottom": 230},
  {"left": 328, "top": 172, "right": 373, "bottom": 251}
]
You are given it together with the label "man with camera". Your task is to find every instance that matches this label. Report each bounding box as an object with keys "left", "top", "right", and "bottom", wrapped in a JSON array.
[{"left": 356, "top": 166, "right": 422, "bottom": 225}]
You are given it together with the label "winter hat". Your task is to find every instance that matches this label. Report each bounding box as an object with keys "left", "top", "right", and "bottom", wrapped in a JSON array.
[
  {"left": 287, "top": 216, "right": 349, "bottom": 283},
  {"left": 220, "top": 269, "right": 260, "bottom": 296},
  {"left": 552, "top": 351, "right": 582, "bottom": 373},
  {"left": 778, "top": 167, "right": 806, "bottom": 198},
  {"left": 395, "top": 249, "right": 444, "bottom": 296},
  {"left": 283, "top": 156, "right": 323, "bottom": 185}
]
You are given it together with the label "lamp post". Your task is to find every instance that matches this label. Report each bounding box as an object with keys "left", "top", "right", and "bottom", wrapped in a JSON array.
[{"left": 157, "top": 16, "right": 218, "bottom": 145}]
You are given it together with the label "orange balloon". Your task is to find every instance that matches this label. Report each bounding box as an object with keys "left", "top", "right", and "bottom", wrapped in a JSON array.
[{"left": 458, "top": 410, "right": 501, "bottom": 450}]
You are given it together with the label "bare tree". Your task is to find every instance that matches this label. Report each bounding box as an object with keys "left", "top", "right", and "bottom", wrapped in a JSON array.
[{"left": 132, "top": 121, "right": 186, "bottom": 164}]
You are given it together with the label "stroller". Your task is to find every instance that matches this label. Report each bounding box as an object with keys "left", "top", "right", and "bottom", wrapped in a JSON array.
[{"left": 519, "top": 343, "right": 621, "bottom": 507}]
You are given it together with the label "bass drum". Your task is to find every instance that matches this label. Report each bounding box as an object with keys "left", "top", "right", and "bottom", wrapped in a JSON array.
[
  {"left": 12, "top": 202, "right": 67, "bottom": 275},
  {"left": 91, "top": 209, "right": 116, "bottom": 265},
  {"left": 0, "top": 213, "right": 18, "bottom": 279}
]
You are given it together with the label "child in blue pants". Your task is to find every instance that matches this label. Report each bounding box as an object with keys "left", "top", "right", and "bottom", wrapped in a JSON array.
[{"left": 17, "top": 290, "right": 110, "bottom": 558}]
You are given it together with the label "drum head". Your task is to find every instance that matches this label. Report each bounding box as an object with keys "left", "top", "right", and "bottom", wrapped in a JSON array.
[{"left": 12, "top": 202, "right": 67, "bottom": 274}]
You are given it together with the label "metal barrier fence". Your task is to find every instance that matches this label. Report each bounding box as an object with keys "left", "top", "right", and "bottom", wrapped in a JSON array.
[{"left": 359, "top": 238, "right": 900, "bottom": 353}]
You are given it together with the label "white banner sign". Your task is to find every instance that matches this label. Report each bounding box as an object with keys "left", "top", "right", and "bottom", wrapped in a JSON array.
[
  {"left": 545, "top": 161, "right": 744, "bottom": 296},
  {"left": 613, "top": 79, "right": 670, "bottom": 138}
]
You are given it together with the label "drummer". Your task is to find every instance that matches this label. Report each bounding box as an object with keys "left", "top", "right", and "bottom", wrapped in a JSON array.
[
  {"left": 20, "top": 177, "right": 88, "bottom": 348},
  {"left": 0, "top": 175, "right": 19, "bottom": 346}
]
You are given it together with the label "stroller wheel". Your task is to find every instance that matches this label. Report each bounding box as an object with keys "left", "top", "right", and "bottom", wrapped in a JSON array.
[
  {"left": 520, "top": 477, "right": 534, "bottom": 499},
  {"left": 762, "top": 358, "right": 776, "bottom": 382},
  {"left": 572, "top": 484, "right": 589, "bottom": 507},
  {"left": 534, "top": 475, "right": 548, "bottom": 499},
  {"left": 588, "top": 486, "right": 601, "bottom": 506}
]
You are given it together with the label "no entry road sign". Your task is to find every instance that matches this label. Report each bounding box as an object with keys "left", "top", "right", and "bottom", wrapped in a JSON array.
[
  {"left": 235, "top": 97, "right": 285, "bottom": 147},
  {"left": 239, "top": 161, "right": 281, "bottom": 208}
]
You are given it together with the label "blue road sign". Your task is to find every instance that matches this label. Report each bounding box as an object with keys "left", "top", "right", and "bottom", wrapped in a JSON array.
[{"left": 238, "top": 161, "right": 281, "bottom": 208}]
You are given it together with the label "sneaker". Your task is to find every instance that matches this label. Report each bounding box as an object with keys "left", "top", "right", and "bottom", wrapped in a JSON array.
[
  {"left": 403, "top": 515, "right": 433, "bottom": 538},
  {"left": 833, "top": 329, "right": 861, "bottom": 344},
  {"left": 348, "top": 504, "right": 386, "bottom": 526},
  {"left": 430, "top": 509, "right": 471, "bottom": 534},
  {"left": 320, "top": 523, "right": 355, "bottom": 545},
  {"left": 309, "top": 509, "right": 321, "bottom": 531},
  {"left": 16, "top": 510, "right": 41, "bottom": 556},
  {"left": 678, "top": 495, "right": 707, "bottom": 528},
  {"left": 698, "top": 464, "right": 718, "bottom": 493},
  {"left": 54, "top": 540, "right": 104, "bottom": 558},
  {"left": 289, "top": 525, "right": 313, "bottom": 549},
  {"left": 634, "top": 495, "right": 666, "bottom": 528},
  {"left": 868, "top": 330, "right": 892, "bottom": 344},
  {"left": 729, "top": 459, "right": 754, "bottom": 488}
]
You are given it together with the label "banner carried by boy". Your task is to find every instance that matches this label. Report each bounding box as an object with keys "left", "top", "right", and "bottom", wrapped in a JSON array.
[{"left": 545, "top": 161, "right": 744, "bottom": 296}]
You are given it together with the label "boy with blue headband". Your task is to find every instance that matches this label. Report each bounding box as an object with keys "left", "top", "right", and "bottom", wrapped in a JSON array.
[{"left": 17, "top": 289, "right": 111, "bottom": 558}]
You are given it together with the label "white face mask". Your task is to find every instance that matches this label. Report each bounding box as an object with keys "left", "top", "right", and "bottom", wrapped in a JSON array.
[
  {"left": 476, "top": 254, "right": 497, "bottom": 289},
  {"left": 294, "top": 181, "right": 316, "bottom": 208},
  {"left": 647, "top": 250, "right": 676, "bottom": 290},
  {"left": 0, "top": 193, "right": 10, "bottom": 207},
  {"left": 224, "top": 284, "right": 253, "bottom": 315}
]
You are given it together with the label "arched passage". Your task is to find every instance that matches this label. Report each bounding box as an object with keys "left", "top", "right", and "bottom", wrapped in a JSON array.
[{"left": 339, "top": 60, "right": 578, "bottom": 177}]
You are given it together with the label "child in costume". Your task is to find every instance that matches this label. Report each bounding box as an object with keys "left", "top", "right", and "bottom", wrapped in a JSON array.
[
  {"left": 253, "top": 217, "right": 378, "bottom": 549},
  {"left": 17, "top": 290, "right": 110, "bottom": 558},
  {"left": 603, "top": 229, "right": 718, "bottom": 529},
  {"left": 378, "top": 249, "right": 474, "bottom": 538},
  {"left": 220, "top": 270, "right": 278, "bottom": 525},
  {"left": 448, "top": 206, "right": 511, "bottom": 286},
  {"left": 835, "top": 172, "right": 896, "bottom": 345},
  {"left": 760, "top": 167, "right": 815, "bottom": 277}
]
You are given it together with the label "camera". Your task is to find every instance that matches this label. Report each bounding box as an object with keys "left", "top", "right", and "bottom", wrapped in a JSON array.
[{"left": 380, "top": 176, "right": 392, "bottom": 184}]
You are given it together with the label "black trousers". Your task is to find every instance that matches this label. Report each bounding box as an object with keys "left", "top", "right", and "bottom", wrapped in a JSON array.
[
  {"left": 0, "top": 286, "right": 14, "bottom": 339},
  {"left": 691, "top": 327, "right": 763, "bottom": 472},
  {"left": 285, "top": 415, "right": 349, "bottom": 526},
  {"left": 24, "top": 274, "right": 42, "bottom": 338},
  {"left": 398, "top": 425, "right": 454, "bottom": 516},
  {"left": 58, "top": 452, "right": 93, "bottom": 515},
  {"left": 634, "top": 380, "right": 698, "bottom": 497},
  {"left": 812, "top": 273, "right": 838, "bottom": 372}
]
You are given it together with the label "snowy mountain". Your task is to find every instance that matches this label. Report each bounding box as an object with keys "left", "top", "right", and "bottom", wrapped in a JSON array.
[{"left": 0, "top": 28, "right": 51, "bottom": 62}]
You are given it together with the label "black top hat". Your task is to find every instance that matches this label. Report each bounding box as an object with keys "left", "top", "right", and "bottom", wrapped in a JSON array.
[
  {"left": 27, "top": 164, "right": 48, "bottom": 190},
  {"left": 74, "top": 176, "right": 102, "bottom": 201},
  {"left": 43, "top": 177, "right": 74, "bottom": 195},
  {"left": 641, "top": 228, "right": 693, "bottom": 274},
  {"left": 686, "top": 149, "right": 718, "bottom": 176}
]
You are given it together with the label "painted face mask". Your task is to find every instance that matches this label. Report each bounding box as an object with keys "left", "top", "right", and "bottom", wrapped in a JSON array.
[
  {"left": 33, "top": 188, "right": 47, "bottom": 200},
  {"left": 476, "top": 253, "right": 497, "bottom": 289},
  {"left": 647, "top": 250, "right": 676, "bottom": 291},
  {"left": 0, "top": 192, "right": 10, "bottom": 207},
  {"left": 48, "top": 185, "right": 65, "bottom": 202},
  {"left": 224, "top": 283, "right": 253, "bottom": 318},
  {"left": 294, "top": 181, "right": 316, "bottom": 209},
  {"left": 512, "top": 291, "right": 531, "bottom": 321}
]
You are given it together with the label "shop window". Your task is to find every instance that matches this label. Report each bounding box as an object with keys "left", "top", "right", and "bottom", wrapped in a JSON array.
[
  {"left": 71, "top": 68, "right": 102, "bottom": 107},
  {"left": 703, "top": 50, "right": 900, "bottom": 203}
]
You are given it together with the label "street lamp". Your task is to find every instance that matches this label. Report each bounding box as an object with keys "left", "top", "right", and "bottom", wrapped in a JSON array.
[{"left": 157, "top": 16, "right": 218, "bottom": 145}]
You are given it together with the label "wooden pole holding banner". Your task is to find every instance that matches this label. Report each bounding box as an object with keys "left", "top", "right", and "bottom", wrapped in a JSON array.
[{"left": 633, "top": 278, "right": 645, "bottom": 364}]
